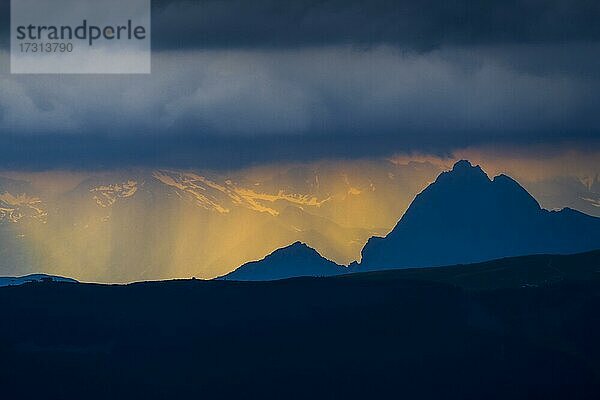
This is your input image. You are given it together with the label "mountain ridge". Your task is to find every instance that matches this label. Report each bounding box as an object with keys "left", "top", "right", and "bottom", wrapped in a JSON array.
[
  {"left": 224, "top": 160, "right": 600, "bottom": 280},
  {"left": 0, "top": 161, "right": 435, "bottom": 281},
  {"left": 0, "top": 274, "right": 78, "bottom": 287},
  {"left": 359, "top": 160, "right": 600, "bottom": 270},
  {"left": 220, "top": 241, "right": 347, "bottom": 281},
  {"left": 0, "top": 160, "right": 598, "bottom": 282}
]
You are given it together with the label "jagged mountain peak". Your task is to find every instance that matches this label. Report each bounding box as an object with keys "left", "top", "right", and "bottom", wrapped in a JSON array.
[
  {"left": 406, "top": 161, "right": 541, "bottom": 217},
  {"left": 452, "top": 159, "right": 475, "bottom": 171},
  {"left": 451, "top": 159, "right": 487, "bottom": 176},
  {"left": 436, "top": 159, "right": 489, "bottom": 184},
  {"left": 360, "top": 160, "right": 600, "bottom": 270}
]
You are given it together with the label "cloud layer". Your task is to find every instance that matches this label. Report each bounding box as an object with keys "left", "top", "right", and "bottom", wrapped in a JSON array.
[
  {"left": 0, "top": 1, "right": 599, "bottom": 168},
  {"left": 2, "top": 0, "right": 600, "bottom": 50},
  {"left": 152, "top": 0, "right": 600, "bottom": 49},
  {"left": 1, "top": 44, "right": 599, "bottom": 168}
]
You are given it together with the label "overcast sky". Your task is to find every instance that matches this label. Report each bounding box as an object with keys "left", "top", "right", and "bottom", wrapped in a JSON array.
[{"left": 0, "top": 0, "right": 599, "bottom": 169}]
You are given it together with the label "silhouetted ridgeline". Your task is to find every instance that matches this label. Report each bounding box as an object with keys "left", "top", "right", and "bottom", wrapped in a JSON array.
[
  {"left": 359, "top": 160, "right": 600, "bottom": 270},
  {"left": 1, "top": 250, "right": 599, "bottom": 399},
  {"left": 220, "top": 241, "right": 346, "bottom": 280},
  {"left": 0, "top": 274, "right": 77, "bottom": 287},
  {"left": 221, "top": 161, "right": 600, "bottom": 281}
]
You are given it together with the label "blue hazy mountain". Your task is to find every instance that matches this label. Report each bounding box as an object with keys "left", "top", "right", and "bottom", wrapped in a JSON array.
[
  {"left": 359, "top": 160, "right": 600, "bottom": 270},
  {"left": 221, "top": 160, "right": 600, "bottom": 280},
  {"left": 0, "top": 274, "right": 78, "bottom": 287},
  {"left": 220, "top": 241, "right": 346, "bottom": 281}
]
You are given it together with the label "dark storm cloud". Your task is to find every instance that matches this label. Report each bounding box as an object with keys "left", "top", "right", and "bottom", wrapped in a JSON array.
[
  {"left": 0, "top": 134, "right": 389, "bottom": 170},
  {"left": 1, "top": 0, "right": 600, "bottom": 50},
  {"left": 0, "top": 44, "right": 599, "bottom": 169},
  {"left": 0, "top": 130, "right": 597, "bottom": 171},
  {"left": 150, "top": 0, "right": 600, "bottom": 49},
  {"left": 0, "top": 0, "right": 7, "bottom": 49},
  {"left": 0, "top": 1, "right": 599, "bottom": 169}
]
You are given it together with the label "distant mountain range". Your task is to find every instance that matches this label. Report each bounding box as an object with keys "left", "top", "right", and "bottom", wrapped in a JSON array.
[
  {"left": 224, "top": 161, "right": 600, "bottom": 281},
  {"left": 0, "top": 160, "right": 441, "bottom": 282},
  {"left": 0, "top": 274, "right": 77, "bottom": 287},
  {"left": 1, "top": 160, "right": 598, "bottom": 282}
]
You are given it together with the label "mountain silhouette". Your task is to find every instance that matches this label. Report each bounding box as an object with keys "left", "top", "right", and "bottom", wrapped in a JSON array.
[
  {"left": 220, "top": 241, "right": 346, "bottom": 281},
  {"left": 0, "top": 274, "right": 78, "bottom": 287},
  {"left": 359, "top": 160, "right": 600, "bottom": 270}
]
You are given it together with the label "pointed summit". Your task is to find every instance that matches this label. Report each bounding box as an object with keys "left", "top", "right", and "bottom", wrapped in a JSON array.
[
  {"left": 452, "top": 159, "right": 473, "bottom": 170},
  {"left": 359, "top": 161, "right": 600, "bottom": 270},
  {"left": 451, "top": 159, "right": 487, "bottom": 175},
  {"left": 415, "top": 160, "right": 490, "bottom": 203},
  {"left": 441, "top": 160, "right": 489, "bottom": 182},
  {"left": 279, "top": 241, "right": 312, "bottom": 253},
  {"left": 220, "top": 242, "right": 345, "bottom": 281}
]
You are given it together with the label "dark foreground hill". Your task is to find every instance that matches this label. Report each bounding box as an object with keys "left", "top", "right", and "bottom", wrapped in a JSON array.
[{"left": 1, "top": 251, "right": 600, "bottom": 399}]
